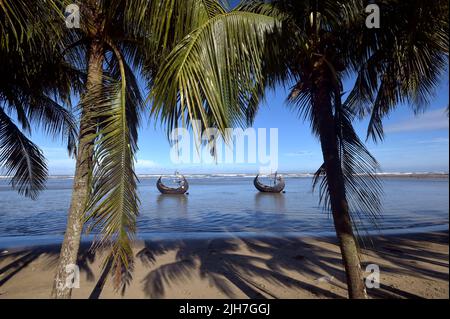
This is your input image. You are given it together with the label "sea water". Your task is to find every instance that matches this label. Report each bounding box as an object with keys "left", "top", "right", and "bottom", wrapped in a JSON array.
[{"left": 0, "top": 176, "right": 448, "bottom": 247}]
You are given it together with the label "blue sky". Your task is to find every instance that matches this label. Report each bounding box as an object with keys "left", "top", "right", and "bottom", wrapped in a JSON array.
[{"left": 31, "top": 70, "right": 449, "bottom": 175}]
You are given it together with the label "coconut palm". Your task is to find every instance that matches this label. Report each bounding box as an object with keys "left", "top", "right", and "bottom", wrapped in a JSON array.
[
  {"left": 1, "top": 0, "right": 79, "bottom": 199},
  {"left": 152, "top": 0, "right": 448, "bottom": 298},
  {"left": 49, "top": 0, "right": 153, "bottom": 298},
  {"left": 49, "top": 0, "right": 278, "bottom": 298}
]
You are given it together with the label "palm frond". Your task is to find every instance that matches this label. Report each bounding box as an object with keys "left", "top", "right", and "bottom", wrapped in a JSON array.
[
  {"left": 0, "top": 108, "right": 48, "bottom": 199},
  {"left": 0, "top": 47, "right": 81, "bottom": 157},
  {"left": 104, "top": 45, "right": 145, "bottom": 135},
  {"left": 312, "top": 96, "right": 383, "bottom": 232},
  {"left": 0, "top": 0, "right": 35, "bottom": 50},
  {"left": 0, "top": 0, "right": 66, "bottom": 53},
  {"left": 26, "top": 94, "right": 78, "bottom": 157},
  {"left": 119, "top": 0, "right": 229, "bottom": 84},
  {"left": 0, "top": 0, "right": 81, "bottom": 200},
  {"left": 83, "top": 42, "right": 140, "bottom": 292},
  {"left": 335, "top": 101, "right": 383, "bottom": 226},
  {"left": 151, "top": 9, "right": 279, "bottom": 137},
  {"left": 127, "top": 0, "right": 226, "bottom": 48},
  {"left": 344, "top": 0, "right": 449, "bottom": 142}
]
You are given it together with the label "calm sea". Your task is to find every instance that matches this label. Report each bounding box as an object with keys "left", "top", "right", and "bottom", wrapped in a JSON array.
[{"left": 0, "top": 176, "right": 448, "bottom": 247}]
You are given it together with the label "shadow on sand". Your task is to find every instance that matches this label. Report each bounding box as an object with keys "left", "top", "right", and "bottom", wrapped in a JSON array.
[
  {"left": 136, "top": 236, "right": 346, "bottom": 299},
  {"left": 0, "top": 232, "right": 447, "bottom": 299}
]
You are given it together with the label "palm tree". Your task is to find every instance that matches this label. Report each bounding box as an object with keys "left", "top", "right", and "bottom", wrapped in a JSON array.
[
  {"left": 1, "top": 0, "right": 79, "bottom": 199},
  {"left": 152, "top": 0, "right": 448, "bottom": 298},
  {"left": 50, "top": 0, "right": 150, "bottom": 298},
  {"left": 50, "top": 0, "right": 277, "bottom": 298}
]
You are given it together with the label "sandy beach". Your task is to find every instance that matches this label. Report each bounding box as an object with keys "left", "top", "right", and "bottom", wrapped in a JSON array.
[{"left": 0, "top": 231, "right": 448, "bottom": 299}]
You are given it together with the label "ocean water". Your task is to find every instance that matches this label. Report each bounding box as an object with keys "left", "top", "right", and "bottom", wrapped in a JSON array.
[{"left": 0, "top": 176, "right": 448, "bottom": 246}]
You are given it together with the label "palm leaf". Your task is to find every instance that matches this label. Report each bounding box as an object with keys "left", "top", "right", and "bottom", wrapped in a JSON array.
[
  {"left": 312, "top": 100, "right": 383, "bottom": 230},
  {"left": 343, "top": 0, "right": 449, "bottom": 141},
  {"left": 0, "top": 107, "right": 48, "bottom": 199},
  {"left": 0, "top": 0, "right": 66, "bottom": 53},
  {"left": 0, "top": 46, "right": 81, "bottom": 157},
  {"left": 83, "top": 41, "right": 140, "bottom": 292},
  {"left": 0, "top": 0, "right": 80, "bottom": 197},
  {"left": 151, "top": 9, "right": 279, "bottom": 138}
]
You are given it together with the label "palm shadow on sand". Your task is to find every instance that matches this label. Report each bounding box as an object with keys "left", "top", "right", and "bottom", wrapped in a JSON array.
[
  {"left": 0, "top": 232, "right": 447, "bottom": 299},
  {"left": 138, "top": 236, "right": 349, "bottom": 299},
  {"left": 136, "top": 231, "right": 449, "bottom": 299}
]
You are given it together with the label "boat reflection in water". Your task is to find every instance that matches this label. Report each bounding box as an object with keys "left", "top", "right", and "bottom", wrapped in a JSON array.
[
  {"left": 156, "top": 193, "right": 188, "bottom": 216},
  {"left": 254, "top": 192, "right": 286, "bottom": 213}
]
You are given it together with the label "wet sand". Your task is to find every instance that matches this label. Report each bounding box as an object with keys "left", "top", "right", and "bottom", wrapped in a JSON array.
[{"left": 0, "top": 231, "right": 448, "bottom": 299}]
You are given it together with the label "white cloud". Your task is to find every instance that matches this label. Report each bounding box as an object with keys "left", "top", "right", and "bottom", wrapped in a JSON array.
[
  {"left": 284, "top": 151, "right": 314, "bottom": 157},
  {"left": 417, "top": 137, "right": 449, "bottom": 144},
  {"left": 385, "top": 108, "right": 449, "bottom": 133},
  {"left": 136, "top": 159, "right": 158, "bottom": 168}
]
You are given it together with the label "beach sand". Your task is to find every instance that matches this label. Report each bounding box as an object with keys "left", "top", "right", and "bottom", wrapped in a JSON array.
[{"left": 0, "top": 231, "right": 448, "bottom": 299}]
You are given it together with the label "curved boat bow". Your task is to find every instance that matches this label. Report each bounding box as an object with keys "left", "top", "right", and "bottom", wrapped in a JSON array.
[
  {"left": 156, "top": 175, "right": 189, "bottom": 194},
  {"left": 253, "top": 174, "right": 285, "bottom": 193}
]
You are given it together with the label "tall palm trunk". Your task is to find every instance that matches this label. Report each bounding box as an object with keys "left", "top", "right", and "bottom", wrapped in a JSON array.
[
  {"left": 313, "top": 60, "right": 368, "bottom": 299},
  {"left": 52, "top": 40, "right": 104, "bottom": 299}
]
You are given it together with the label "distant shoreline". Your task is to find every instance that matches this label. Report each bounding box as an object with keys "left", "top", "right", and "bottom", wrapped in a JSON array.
[
  {"left": 374, "top": 173, "right": 449, "bottom": 179},
  {"left": 1, "top": 172, "right": 448, "bottom": 180}
]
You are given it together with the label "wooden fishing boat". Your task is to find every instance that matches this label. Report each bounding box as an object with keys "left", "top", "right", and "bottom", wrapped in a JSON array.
[
  {"left": 253, "top": 174, "right": 285, "bottom": 193},
  {"left": 156, "top": 174, "right": 189, "bottom": 194}
]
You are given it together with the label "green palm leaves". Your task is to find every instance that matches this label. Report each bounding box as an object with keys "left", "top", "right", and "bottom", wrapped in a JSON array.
[
  {"left": 344, "top": 0, "right": 449, "bottom": 141},
  {"left": 84, "top": 78, "right": 139, "bottom": 289},
  {"left": 0, "top": 0, "right": 78, "bottom": 198},
  {"left": 84, "top": 43, "right": 141, "bottom": 289},
  {"left": 0, "top": 108, "right": 48, "bottom": 199},
  {"left": 151, "top": 8, "right": 279, "bottom": 135}
]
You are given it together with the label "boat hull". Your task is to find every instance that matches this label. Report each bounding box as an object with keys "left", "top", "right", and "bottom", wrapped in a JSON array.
[
  {"left": 156, "top": 176, "right": 189, "bottom": 194},
  {"left": 253, "top": 174, "right": 285, "bottom": 193}
]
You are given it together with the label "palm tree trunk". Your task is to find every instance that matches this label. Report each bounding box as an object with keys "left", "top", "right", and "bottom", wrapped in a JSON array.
[
  {"left": 52, "top": 40, "right": 104, "bottom": 299},
  {"left": 313, "top": 62, "right": 368, "bottom": 299}
]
